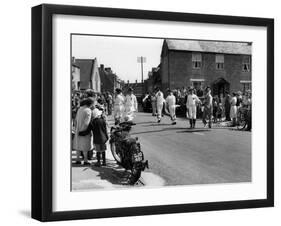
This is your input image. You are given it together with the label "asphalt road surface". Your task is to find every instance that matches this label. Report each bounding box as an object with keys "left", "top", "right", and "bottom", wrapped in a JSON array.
[
  {"left": 130, "top": 112, "right": 251, "bottom": 186},
  {"left": 72, "top": 112, "right": 251, "bottom": 190}
]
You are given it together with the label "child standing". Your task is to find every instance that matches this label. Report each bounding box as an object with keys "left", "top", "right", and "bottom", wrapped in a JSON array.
[{"left": 79, "top": 108, "right": 109, "bottom": 166}]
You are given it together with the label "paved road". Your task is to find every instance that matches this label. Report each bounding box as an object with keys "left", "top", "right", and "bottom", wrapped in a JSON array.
[
  {"left": 130, "top": 112, "right": 251, "bottom": 186},
  {"left": 72, "top": 112, "right": 251, "bottom": 190}
]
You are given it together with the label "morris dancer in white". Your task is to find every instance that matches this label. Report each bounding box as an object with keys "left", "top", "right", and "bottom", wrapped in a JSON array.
[
  {"left": 124, "top": 87, "right": 138, "bottom": 122},
  {"left": 113, "top": 88, "right": 125, "bottom": 125},
  {"left": 230, "top": 92, "right": 238, "bottom": 127},
  {"left": 165, "top": 89, "right": 177, "bottom": 125},
  {"left": 155, "top": 87, "right": 165, "bottom": 123},
  {"left": 186, "top": 87, "right": 201, "bottom": 128}
]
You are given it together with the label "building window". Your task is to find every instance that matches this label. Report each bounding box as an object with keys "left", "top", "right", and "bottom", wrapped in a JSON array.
[
  {"left": 216, "top": 54, "right": 224, "bottom": 70},
  {"left": 192, "top": 52, "right": 202, "bottom": 69},
  {"left": 240, "top": 81, "right": 251, "bottom": 93},
  {"left": 242, "top": 56, "right": 251, "bottom": 72},
  {"left": 191, "top": 81, "right": 203, "bottom": 90},
  {"left": 190, "top": 79, "right": 205, "bottom": 97}
]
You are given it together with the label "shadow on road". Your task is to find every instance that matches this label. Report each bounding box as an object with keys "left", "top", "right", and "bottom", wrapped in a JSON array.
[
  {"left": 134, "top": 121, "right": 156, "bottom": 125},
  {"left": 141, "top": 123, "right": 174, "bottom": 127},
  {"left": 177, "top": 129, "right": 211, "bottom": 133},
  {"left": 90, "top": 159, "right": 131, "bottom": 185},
  {"left": 131, "top": 127, "right": 188, "bottom": 135}
]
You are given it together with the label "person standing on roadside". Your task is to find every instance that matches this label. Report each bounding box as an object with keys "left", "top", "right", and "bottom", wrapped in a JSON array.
[
  {"left": 106, "top": 91, "right": 113, "bottom": 116},
  {"left": 230, "top": 92, "right": 238, "bottom": 126},
  {"left": 202, "top": 87, "right": 213, "bottom": 128},
  {"left": 79, "top": 108, "right": 109, "bottom": 167},
  {"left": 73, "top": 97, "right": 94, "bottom": 165},
  {"left": 124, "top": 87, "right": 138, "bottom": 122},
  {"left": 113, "top": 88, "right": 125, "bottom": 125},
  {"left": 224, "top": 92, "right": 231, "bottom": 121}
]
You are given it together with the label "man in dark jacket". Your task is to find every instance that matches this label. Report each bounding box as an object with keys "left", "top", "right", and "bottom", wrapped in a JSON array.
[{"left": 224, "top": 92, "right": 231, "bottom": 121}]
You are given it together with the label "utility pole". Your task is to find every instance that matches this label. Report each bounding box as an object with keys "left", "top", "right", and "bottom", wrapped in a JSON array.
[{"left": 137, "top": 56, "right": 146, "bottom": 94}]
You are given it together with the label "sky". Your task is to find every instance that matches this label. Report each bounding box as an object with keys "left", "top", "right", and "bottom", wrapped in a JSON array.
[{"left": 72, "top": 35, "right": 164, "bottom": 83}]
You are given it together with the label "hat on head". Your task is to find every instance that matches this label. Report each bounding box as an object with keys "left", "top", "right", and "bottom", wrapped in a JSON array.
[
  {"left": 115, "top": 88, "right": 122, "bottom": 93},
  {"left": 92, "top": 108, "right": 102, "bottom": 119},
  {"left": 128, "top": 87, "right": 133, "bottom": 92}
]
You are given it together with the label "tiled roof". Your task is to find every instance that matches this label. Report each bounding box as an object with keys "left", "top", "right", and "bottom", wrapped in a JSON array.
[
  {"left": 75, "top": 59, "right": 95, "bottom": 82},
  {"left": 165, "top": 39, "right": 251, "bottom": 55}
]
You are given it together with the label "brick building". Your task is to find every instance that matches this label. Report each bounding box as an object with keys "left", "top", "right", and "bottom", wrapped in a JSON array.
[
  {"left": 99, "top": 64, "right": 124, "bottom": 94},
  {"left": 160, "top": 39, "right": 252, "bottom": 96},
  {"left": 145, "top": 65, "right": 161, "bottom": 93}
]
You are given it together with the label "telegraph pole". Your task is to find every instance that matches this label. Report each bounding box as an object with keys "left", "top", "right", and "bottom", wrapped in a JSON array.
[{"left": 137, "top": 56, "right": 146, "bottom": 94}]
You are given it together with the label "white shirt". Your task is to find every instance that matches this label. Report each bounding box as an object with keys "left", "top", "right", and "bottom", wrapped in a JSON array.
[
  {"left": 156, "top": 91, "right": 165, "bottom": 105},
  {"left": 125, "top": 94, "right": 138, "bottom": 111},
  {"left": 166, "top": 94, "right": 176, "bottom": 106},
  {"left": 114, "top": 94, "right": 125, "bottom": 106},
  {"left": 231, "top": 96, "right": 237, "bottom": 106},
  {"left": 186, "top": 94, "right": 201, "bottom": 107}
]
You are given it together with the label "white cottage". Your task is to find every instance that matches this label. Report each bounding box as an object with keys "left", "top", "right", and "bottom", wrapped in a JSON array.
[{"left": 71, "top": 60, "right": 80, "bottom": 90}]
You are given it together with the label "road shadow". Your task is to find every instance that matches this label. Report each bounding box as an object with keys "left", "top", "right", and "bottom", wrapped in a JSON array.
[
  {"left": 141, "top": 123, "right": 176, "bottom": 127},
  {"left": 209, "top": 126, "right": 250, "bottom": 132},
  {"left": 90, "top": 159, "right": 131, "bottom": 185},
  {"left": 72, "top": 162, "right": 97, "bottom": 168},
  {"left": 131, "top": 127, "right": 187, "bottom": 135},
  {"left": 135, "top": 121, "right": 157, "bottom": 125},
  {"left": 177, "top": 129, "right": 211, "bottom": 133}
]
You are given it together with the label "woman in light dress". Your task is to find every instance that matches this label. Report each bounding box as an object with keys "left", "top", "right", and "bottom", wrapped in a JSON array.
[{"left": 73, "top": 98, "right": 94, "bottom": 165}]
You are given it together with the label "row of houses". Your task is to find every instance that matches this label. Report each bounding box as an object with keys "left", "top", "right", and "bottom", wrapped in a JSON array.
[
  {"left": 72, "top": 39, "right": 252, "bottom": 99},
  {"left": 145, "top": 39, "right": 252, "bottom": 97},
  {"left": 71, "top": 57, "right": 124, "bottom": 93}
]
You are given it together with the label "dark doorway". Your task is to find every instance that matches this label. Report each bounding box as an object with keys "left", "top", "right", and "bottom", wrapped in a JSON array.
[{"left": 212, "top": 78, "right": 230, "bottom": 97}]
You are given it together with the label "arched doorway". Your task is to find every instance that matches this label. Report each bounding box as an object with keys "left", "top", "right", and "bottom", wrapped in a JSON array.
[{"left": 212, "top": 78, "right": 230, "bottom": 97}]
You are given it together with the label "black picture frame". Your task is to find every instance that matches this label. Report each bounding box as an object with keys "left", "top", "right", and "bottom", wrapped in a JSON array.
[{"left": 32, "top": 4, "right": 274, "bottom": 222}]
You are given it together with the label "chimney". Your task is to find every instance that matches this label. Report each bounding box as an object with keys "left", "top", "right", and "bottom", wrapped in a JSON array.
[{"left": 135, "top": 79, "right": 137, "bottom": 84}]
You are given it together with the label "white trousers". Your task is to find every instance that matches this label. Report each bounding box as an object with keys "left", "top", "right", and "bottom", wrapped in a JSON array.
[
  {"left": 187, "top": 105, "right": 197, "bottom": 119},
  {"left": 114, "top": 105, "right": 124, "bottom": 121},
  {"left": 124, "top": 106, "right": 135, "bottom": 121},
  {"left": 230, "top": 105, "right": 237, "bottom": 119},
  {"left": 168, "top": 105, "right": 176, "bottom": 121},
  {"left": 156, "top": 103, "right": 164, "bottom": 120}
]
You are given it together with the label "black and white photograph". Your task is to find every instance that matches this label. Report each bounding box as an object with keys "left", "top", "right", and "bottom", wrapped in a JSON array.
[
  {"left": 71, "top": 34, "right": 252, "bottom": 191},
  {"left": 29, "top": 2, "right": 274, "bottom": 222}
]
